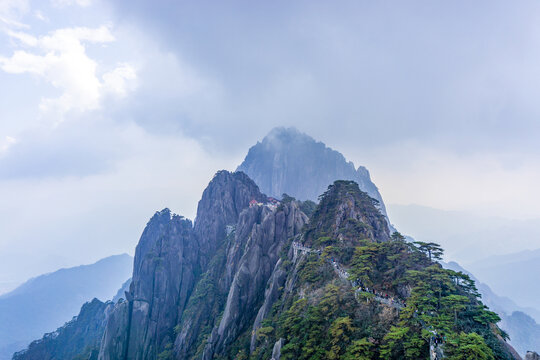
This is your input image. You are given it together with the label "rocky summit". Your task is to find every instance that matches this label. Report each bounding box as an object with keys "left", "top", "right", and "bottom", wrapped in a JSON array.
[
  {"left": 13, "top": 170, "right": 522, "bottom": 359},
  {"left": 237, "top": 127, "right": 389, "bottom": 220}
]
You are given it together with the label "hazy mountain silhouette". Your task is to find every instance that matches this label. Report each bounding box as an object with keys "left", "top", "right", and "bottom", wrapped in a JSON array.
[
  {"left": 237, "top": 127, "right": 389, "bottom": 220},
  {"left": 0, "top": 254, "right": 132, "bottom": 360}
]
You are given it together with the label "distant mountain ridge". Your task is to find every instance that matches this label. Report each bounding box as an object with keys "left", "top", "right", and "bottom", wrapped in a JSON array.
[
  {"left": 0, "top": 254, "right": 133, "bottom": 360},
  {"left": 237, "top": 127, "right": 389, "bottom": 219},
  {"left": 388, "top": 203, "right": 540, "bottom": 316},
  {"left": 467, "top": 249, "right": 540, "bottom": 317},
  {"left": 12, "top": 299, "right": 112, "bottom": 360}
]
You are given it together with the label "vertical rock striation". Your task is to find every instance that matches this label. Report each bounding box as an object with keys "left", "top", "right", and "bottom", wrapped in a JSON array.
[
  {"left": 237, "top": 127, "right": 390, "bottom": 221},
  {"left": 99, "top": 209, "right": 197, "bottom": 360},
  {"left": 99, "top": 171, "right": 268, "bottom": 360},
  {"left": 200, "top": 202, "right": 307, "bottom": 359}
]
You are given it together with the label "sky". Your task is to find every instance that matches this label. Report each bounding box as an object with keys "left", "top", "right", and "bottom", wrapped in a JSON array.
[{"left": 1, "top": 0, "right": 540, "bottom": 291}]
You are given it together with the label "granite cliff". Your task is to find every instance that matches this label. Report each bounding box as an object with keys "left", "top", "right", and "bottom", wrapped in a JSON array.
[
  {"left": 99, "top": 171, "right": 268, "bottom": 360},
  {"left": 237, "top": 127, "right": 389, "bottom": 220}
]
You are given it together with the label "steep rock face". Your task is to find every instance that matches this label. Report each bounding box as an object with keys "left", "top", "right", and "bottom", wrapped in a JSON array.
[
  {"left": 201, "top": 202, "right": 308, "bottom": 359},
  {"left": 173, "top": 171, "right": 268, "bottom": 359},
  {"left": 99, "top": 209, "right": 197, "bottom": 360},
  {"left": 237, "top": 127, "right": 389, "bottom": 219},
  {"left": 174, "top": 199, "right": 307, "bottom": 359},
  {"left": 98, "top": 300, "right": 129, "bottom": 360},
  {"left": 249, "top": 260, "right": 287, "bottom": 353},
  {"left": 526, "top": 351, "right": 540, "bottom": 360},
  {"left": 13, "top": 299, "right": 112, "bottom": 360},
  {"left": 111, "top": 279, "right": 131, "bottom": 303},
  {"left": 100, "top": 171, "right": 267, "bottom": 359},
  {"left": 128, "top": 210, "right": 196, "bottom": 359},
  {"left": 194, "top": 170, "right": 266, "bottom": 270}
]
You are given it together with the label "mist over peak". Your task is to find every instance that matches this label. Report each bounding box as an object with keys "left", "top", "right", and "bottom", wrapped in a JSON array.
[{"left": 238, "top": 127, "right": 384, "bottom": 216}]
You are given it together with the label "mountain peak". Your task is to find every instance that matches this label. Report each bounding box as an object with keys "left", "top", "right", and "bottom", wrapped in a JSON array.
[
  {"left": 262, "top": 126, "right": 313, "bottom": 145},
  {"left": 237, "top": 127, "right": 389, "bottom": 222},
  {"left": 304, "top": 180, "right": 390, "bottom": 247}
]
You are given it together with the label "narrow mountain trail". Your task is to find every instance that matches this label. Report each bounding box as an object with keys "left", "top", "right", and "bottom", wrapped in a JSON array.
[
  {"left": 291, "top": 241, "right": 445, "bottom": 358},
  {"left": 292, "top": 242, "right": 403, "bottom": 309}
]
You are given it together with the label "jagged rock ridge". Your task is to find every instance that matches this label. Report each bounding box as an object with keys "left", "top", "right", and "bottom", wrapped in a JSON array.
[
  {"left": 97, "top": 177, "right": 517, "bottom": 359},
  {"left": 99, "top": 171, "right": 268, "bottom": 360},
  {"left": 15, "top": 161, "right": 525, "bottom": 359}
]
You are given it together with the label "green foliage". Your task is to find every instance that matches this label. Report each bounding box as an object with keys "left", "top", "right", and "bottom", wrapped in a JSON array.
[
  {"left": 187, "top": 181, "right": 512, "bottom": 360},
  {"left": 297, "top": 253, "right": 330, "bottom": 285},
  {"left": 413, "top": 241, "right": 444, "bottom": 261},
  {"left": 342, "top": 338, "right": 374, "bottom": 360},
  {"left": 256, "top": 326, "right": 274, "bottom": 340},
  {"left": 304, "top": 181, "right": 387, "bottom": 246},
  {"left": 327, "top": 317, "right": 355, "bottom": 359},
  {"left": 290, "top": 207, "right": 508, "bottom": 359},
  {"left": 281, "top": 193, "right": 296, "bottom": 203},
  {"left": 274, "top": 282, "right": 384, "bottom": 360},
  {"left": 299, "top": 199, "right": 317, "bottom": 218},
  {"left": 446, "top": 332, "right": 495, "bottom": 360},
  {"left": 371, "top": 244, "right": 511, "bottom": 359},
  {"left": 390, "top": 231, "right": 406, "bottom": 242},
  {"left": 234, "top": 349, "right": 249, "bottom": 360},
  {"left": 380, "top": 325, "right": 421, "bottom": 359},
  {"left": 314, "top": 236, "right": 335, "bottom": 247},
  {"left": 157, "top": 342, "right": 173, "bottom": 360}
]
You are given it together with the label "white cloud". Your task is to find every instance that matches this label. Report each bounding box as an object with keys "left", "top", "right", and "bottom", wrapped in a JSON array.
[
  {"left": 0, "top": 136, "right": 17, "bottom": 154},
  {"left": 354, "top": 142, "right": 540, "bottom": 220},
  {"left": 51, "top": 0, "right": 92, "bottom": 8},
  {"left": 0, "top": 0, "right": 29, "bottom": 28},
  {"left": 0, "top": 121, "right": 236, "bottom": 283},
  {"left": 0, "top": 25, "right": 136, "bottom": 122},
  {"left": 6, "top": 29, "right": 36, "bottom": 45},
  {"left": 33, "top": 10, "right": 47, "bottom": 22},
  {"left": 102, "top": 63, "right": 137, "bottom": 97},
  {"left": 0, "top": 0, "right": 28, "bottom": 17}
]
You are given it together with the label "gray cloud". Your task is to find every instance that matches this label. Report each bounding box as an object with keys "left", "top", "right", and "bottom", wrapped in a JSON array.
[
  {"left": 108, "top": 0, "right": 540, "bottom": 154},
  {"left": 1, "top": 0, "right": 540, "bottom": 289},
  {"left": 0, "top": 124, "right": 114, "bottom": 178}
]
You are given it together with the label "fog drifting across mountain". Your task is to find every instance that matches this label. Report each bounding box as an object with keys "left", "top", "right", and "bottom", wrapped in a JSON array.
[
  {"left": 387, "top": 204, "right": 540, "bottom": 263},
  {"left": 237, "top": 127, "right": 389, "bottom": 219},
  {"left": 467, "top": 250, "right": 540, "bottom": 314}
]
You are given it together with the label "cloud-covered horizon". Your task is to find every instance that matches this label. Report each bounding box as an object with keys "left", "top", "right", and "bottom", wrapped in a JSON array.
[{"left": 1, "top": 0, "right": 540, "bottom": 288}]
